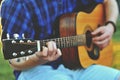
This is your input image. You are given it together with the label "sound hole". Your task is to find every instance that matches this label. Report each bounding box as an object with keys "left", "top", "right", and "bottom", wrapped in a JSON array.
[{"left": 85, "top": 30, "right": 100, "bottom": 60}]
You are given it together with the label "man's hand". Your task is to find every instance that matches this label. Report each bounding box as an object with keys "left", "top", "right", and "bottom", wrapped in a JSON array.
[
  {"left": 35, "top": 41, "right": 62, "bottom": 63},
  {"left": 92, "top": 23, "right": 114, "bottom": 50}
]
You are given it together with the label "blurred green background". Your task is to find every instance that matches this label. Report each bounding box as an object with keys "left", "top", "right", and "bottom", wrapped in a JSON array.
[{"left": 0, "top": 0, "right": 120, "bottom": 80}]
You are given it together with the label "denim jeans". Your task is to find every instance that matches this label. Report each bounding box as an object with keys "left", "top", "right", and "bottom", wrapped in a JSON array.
[{"left": 18, "top": 64, "right": 120, "bottom": 80}]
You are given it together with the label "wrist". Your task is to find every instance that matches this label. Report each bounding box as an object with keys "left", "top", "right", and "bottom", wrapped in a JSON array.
[
  {"left": 105, "top": 21, "right": 116, "bottom": 33},
  {"left": 33, "top": 52, "right": 48, "bottom": 64}
]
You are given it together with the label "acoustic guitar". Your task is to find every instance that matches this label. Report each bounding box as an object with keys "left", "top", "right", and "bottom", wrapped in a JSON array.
[{"left": 2, "top": 4, "right": 113, "bottom": 69}]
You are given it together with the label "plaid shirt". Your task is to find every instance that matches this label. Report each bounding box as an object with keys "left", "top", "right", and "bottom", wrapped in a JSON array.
[
  {"left": 1, "top": 0, "right": 103, "bottom": 79},
  {"left": 1, "top": 0, "right": 103, "bottom": 39}
]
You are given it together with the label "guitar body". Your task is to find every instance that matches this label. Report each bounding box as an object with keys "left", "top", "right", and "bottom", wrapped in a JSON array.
[{"left": 59, "top": 4, "right": 113, "bottom": 69}]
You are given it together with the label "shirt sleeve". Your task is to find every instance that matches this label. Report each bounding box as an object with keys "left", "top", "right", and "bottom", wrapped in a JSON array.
[{"left": 1, "top": 0, "right": 35, "bottom": 39}]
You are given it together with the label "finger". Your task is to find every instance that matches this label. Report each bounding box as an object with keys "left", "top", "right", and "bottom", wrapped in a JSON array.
[
  {"left": 92, "top": 26, "right": 105, "bottom": 36},
  {"left": 35, "top": 46, "right": 48, "bottom": 57},
  {"left": 92, "top": 32, "right": 109, "bottom": 41},
  {"left": 52, "top": 42, "right": 58, "bottom": 56},
  {"left": 93, "top": 38, "right": 109, "bottom": 45},
  {"left": 42, "top": 46, "right": 48, "bottom": 56},
  {"left": 47, "top": 41, "right": 57, "bottom": 56},
  {"left": 93, "top": 38, "right": 110, "bottom": 49},
  {"left": 47, "top": 41, "right": 54, "bottom": 56},
  {"left": 53, "top": 48, "right": 62, "bottom": 60},
  {"left": 56, "top": 48, "right": 62, "bottom": 57}
]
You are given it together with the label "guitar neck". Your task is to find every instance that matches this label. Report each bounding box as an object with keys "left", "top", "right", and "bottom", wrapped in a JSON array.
[
  {"left": 36, "top": 34, "right": 86, "bottom": 50},
  {"left": 2, "top": 33, "right": 88, "bottom": 60}
]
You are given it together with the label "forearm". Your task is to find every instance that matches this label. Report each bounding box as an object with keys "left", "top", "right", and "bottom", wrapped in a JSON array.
[
  {"left": 9, "top": 53, "right": 46, "bottom": 70},
  {"left": 8, "top": 41, "right": 61, "bottom": 71},
  {"left": 104, "top": 0, "right": 119, "bottom": 23}
]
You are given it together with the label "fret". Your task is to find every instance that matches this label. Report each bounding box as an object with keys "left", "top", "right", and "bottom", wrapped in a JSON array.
[
  {"left": 63, "top": 37, "right": 66, "bottom": 48},
  {"left": 65, "top": 37, "right": 68, "bottom": 47},
  {"left": 69, "top": 36, "right": 73, "bottom": 47},
  {"left": 56, "top": 38, "right": 60, "bottom": 48},
  {"left": 77, "top": 34, "right": 86, "bottom": 46},
  {"left": 67, "top": 37, "right": 71, "bottom": 47}
]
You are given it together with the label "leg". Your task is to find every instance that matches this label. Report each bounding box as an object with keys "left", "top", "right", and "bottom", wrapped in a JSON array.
[
  {"left": 18, "top": 65, "right": 74, "bottom": 80},
  {"left": 74, "top": 65, "right": 120, "bottom": 80}
]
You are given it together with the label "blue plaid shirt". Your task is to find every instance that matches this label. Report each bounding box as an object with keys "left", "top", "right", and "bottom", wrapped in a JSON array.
[{"left": 1, "top": 0, "right": 103, "bottom": 79}]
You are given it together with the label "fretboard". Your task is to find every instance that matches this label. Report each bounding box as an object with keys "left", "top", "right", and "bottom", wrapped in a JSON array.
[{"left": 37, "top": 34, "right": 86, "bottom": 49}]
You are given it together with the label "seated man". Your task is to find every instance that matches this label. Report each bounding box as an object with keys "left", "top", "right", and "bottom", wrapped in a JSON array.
[{"left": 1, "top": 0, "right": 120, "bottom": 80}]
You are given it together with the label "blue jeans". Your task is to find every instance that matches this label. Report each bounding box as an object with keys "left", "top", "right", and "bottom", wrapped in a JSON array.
[{"left": 18, "top": 64, "right": 120, "bottom": 80}]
